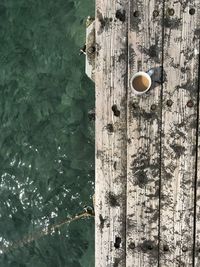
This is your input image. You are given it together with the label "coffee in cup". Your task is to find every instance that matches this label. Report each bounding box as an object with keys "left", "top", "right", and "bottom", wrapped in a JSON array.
[{"left": 130, "top": 71, "right": 152, "bottom": 95}]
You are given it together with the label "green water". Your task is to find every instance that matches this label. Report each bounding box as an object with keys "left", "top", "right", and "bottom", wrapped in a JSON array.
[{"left": 0, "top": 0, "right": 95, "bottom": 266}]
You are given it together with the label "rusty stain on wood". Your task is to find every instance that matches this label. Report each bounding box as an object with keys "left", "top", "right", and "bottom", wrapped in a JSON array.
[{"left": 93, "top": 0, "right": 200, "bottom": 266}]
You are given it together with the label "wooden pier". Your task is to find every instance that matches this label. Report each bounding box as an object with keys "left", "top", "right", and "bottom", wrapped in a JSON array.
[{"left": 90, "top": 0, "right": 200, "bottom": 266}]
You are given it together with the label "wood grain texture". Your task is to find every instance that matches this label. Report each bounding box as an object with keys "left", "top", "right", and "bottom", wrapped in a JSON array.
[
  {"left": 95, "top": 0, "right": 128, "bottom": 266},
  {"left": 194, "top": 3, "right": 200, "bottom": 266},
  {"left": 160, "top": 2, "right": 199, "bottom": 266},
  {"left": 126, "top": 0, "right": 163, "bottom": 266}
]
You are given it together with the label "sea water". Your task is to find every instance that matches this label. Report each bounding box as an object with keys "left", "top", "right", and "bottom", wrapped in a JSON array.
[{"left": 0, "top": 0, "right": 95, "bottom": 266}]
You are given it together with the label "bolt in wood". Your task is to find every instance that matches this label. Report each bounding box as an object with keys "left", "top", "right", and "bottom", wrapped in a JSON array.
[
  {"left": 187, "top": 100, "right": 193, "bottom": 107},
  {"left": 166, "top": 99, "right": 173, "bottom": 107}
]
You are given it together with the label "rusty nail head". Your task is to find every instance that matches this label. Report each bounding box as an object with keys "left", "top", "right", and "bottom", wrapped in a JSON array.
[
  {"left": 163, "top": 244, "right": 169, "bottom": 251},
  {"left": 189, "top": 8, "right": 195, "bottom": 15},
  {"left": 129, "top": 242, "right": 135, "bottom": 249},
  {"left": 151, "top": 104, "right": 157, "bottom": 111},
  {"left": 166, "top": 99, "right": 173, "bottom": 107},
  {"left": 133, "top": 10, "right": 140, "bottom": 17},
  {"left": 187, "top": 100, "right": 193, "bottom": 107},
  {"left": 182, "top": 246, "right": 188, "bottom": 252},
  {"left": 168, "top": 8, "right": 175, "bottom": 16},
  {"left": 153, "top": 10, "right": 159, "bottom": 17}
]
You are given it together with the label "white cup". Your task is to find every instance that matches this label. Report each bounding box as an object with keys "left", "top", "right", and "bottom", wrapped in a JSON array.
[{"left": 130, "top": 71, "right": 153, "bottom": 95}]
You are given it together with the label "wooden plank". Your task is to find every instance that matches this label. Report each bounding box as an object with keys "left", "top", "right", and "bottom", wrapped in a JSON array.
[
  {"left": 160, "top": 2, "right": 199, "bottom": 266},
  {"left": 126, "top": 0, "right": 163, "bottom": 266},
  {"left": 194, "top": 3, "right": 200, "bottom": 266},
  {"left": 95, "top": 0, "right": 128, "bottom": 266}
]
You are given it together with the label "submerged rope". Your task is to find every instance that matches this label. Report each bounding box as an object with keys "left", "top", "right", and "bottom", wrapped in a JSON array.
[{"left": 0, "top": 206, "right": 95, "bottom": 254}]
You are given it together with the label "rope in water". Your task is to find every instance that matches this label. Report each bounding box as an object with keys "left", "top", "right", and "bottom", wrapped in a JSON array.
[{"left": 0, "top": 206, "right": 95, "bottom": 254}]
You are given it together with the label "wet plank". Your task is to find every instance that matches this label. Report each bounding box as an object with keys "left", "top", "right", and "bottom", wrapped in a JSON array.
[
  {"left": 95, "top": 0, "right": 128, "bottom": 266},
  {"left": 160, "top": 2, "right": 199, "bottom": 266},
  {"left": 126, "top": 0, "right": 163, "bottom": 266}
]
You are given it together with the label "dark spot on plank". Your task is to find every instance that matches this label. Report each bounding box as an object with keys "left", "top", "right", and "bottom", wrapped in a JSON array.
[
  {"left": 113, "top": 161, "right": 117, "bottom": 170},
  {"left": 149, "top": 45, "right": 158, "bottom": 58},
  {"left": 149, "top": 210, "right": 160, "bottom": 223},
  {"left": 134, "top": 170, "right": 148, "bottom": 188},
  {"left": 131, "top": 150, "right": 160, "bottom": 187},
  {"left": 112, "top": 104, "right": 120, "bottom": 117},
  {"left": 139, "top": 240, "right": 158, "bottom": 259},
  {"left": 139, "top": 41, "right": 161, "bottom": 63},
  {"left": 140, "top": 109, "right": 158, "bottom": 121},
  {"left": 127, "top": 138, "right": 132, "bottom": 144},
  {"left": 163, "top": 17, "right": 182, "bottom": 29},
  {"left": 99, "top": 214, "right": 106, "bottom": 232},
  {"left": 166, "top": 99, "right": 173, "bottom": 107},
  {"left": 97, "top": 10, "right": 111, "bottom": 34},
  {"left": 96, "top": 150, "right": 104, "bottom": 159},
  {"left": 114, "top": 236, "right": 121, "bottom": 248},
  {"left": 129, "top": 44, "right": 136, "bottom": 66},
  {"left": 170, "top": 144, "right": 186, "bottom": 158},
  {"left": 130, "top": 12, "right": 141, "bottom": 32},
  {"left": 153, "top": 10, "right": 159, "bottom": 18},
  {"left": 118, "top": 52, "right": 126, "bottom": 63},
  {"left": 133, "top": 10, "right": 140, "bottom": 17},
  {"left": 181, "top": 67, "right": 186, "bottom": 73},
  {"left": 132, "top": 102, "right": 139, "bottom": 109},
  {"left": 175, "top": 79, "right": 197, "bottom": 96},
  {"left": 186, "top": 100, "right": 194, "bottom": 107},
  {"left": 129, "top": 242, "right": 136, "bottom": 249},
  {"left": 108, "top": 192, "right": 120, "bottom": 207},
  {"left": 151, "top": 104, "right": 157, "bottom": 111},
  {"left": 163, "top": 244, "right": 170, "bottom": 251},
  {"left": 113, "top": 258, "right": 120, "bottom": 267},
  {"left": 115, "top": 9, "right": 126, "bottom": 22},
  {"left": 106, "top": 123, "right": 114, "bottom": 133},
  {"left": 167, "top": 8, "right": 175, "bottom": 16},
  {"left": 194, "top": 28, "right": 200, "bottom": 36},
  {"left": 182, "top": 246, "right": 188, "bottom": 252},
  {"left": 189, "top": 8, "right": 195, "bottom": 15}
]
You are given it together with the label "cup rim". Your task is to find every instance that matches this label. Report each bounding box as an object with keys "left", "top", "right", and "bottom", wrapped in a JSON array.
[{"left": 130, "top": 71, "right": 152, "bottom": 95}]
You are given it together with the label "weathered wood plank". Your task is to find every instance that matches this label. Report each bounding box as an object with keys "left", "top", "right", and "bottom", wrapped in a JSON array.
[
  {"left": 95, "top": 0, "right": 128, "bottom": 266},
  {"left": 195, "top": 3, "right": 200, "bottom": 266},
  {"left": 126, "top": 1, "right": 163, "bottom": 266},
  {"left": 160, "top": 3, "right": 199, "bottom": 266}
]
